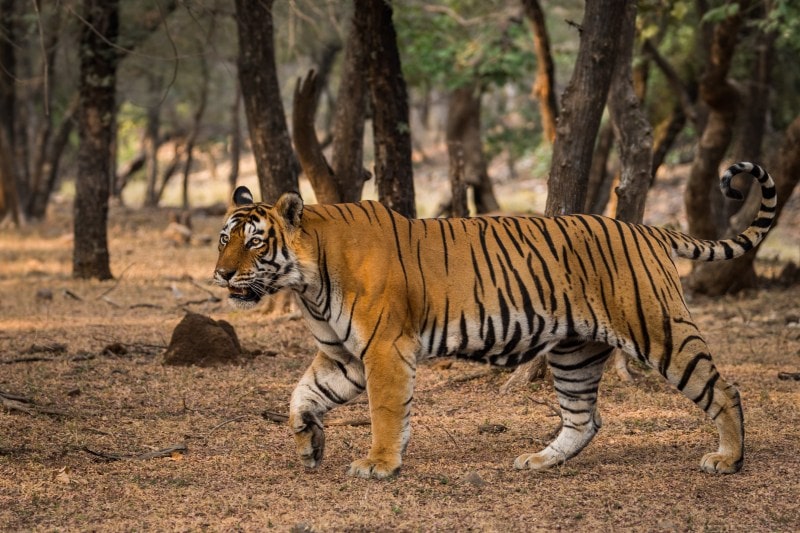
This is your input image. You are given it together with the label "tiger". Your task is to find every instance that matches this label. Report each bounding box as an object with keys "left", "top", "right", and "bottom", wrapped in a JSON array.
[{"left": 213, "top": 162, "right": 776, "bottom": 479}]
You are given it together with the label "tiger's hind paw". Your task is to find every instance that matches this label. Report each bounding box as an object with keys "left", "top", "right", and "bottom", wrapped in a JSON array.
[
  {"left": 347, "top": 456, "right": 401, "bottom": 479},
  {"left": 513, "top": 452, "right": 560, "bottom": 471},
  {"left": 700, "top": 452, "right": 742, "bottom": 474}
]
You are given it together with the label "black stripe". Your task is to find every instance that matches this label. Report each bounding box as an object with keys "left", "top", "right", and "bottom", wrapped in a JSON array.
[{"left": 677, "top": 353, "right": 712, "bottom": 390}]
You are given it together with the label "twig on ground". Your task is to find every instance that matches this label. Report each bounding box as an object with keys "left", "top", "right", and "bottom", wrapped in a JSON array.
[
  {"left": 190, "top": 279, "right": 223, "bottom": 302},
  {"left": 450, "top": 369, "right": 495, "bottom": 383},
  {"left": 63, "top": 289, "right": 82, "bottom": 301},
  {"left": 261, "top": 410, "right": 370, "bottom": 427},
  {"left": 129, "top": 303, "right": 163, "bottom": 309},
  {"left": 82, "top": 442, "right": 188, "bottom": 462},
  {"left": 95, "top": 263, "right": 134, "bottom": 300},
  {"left": 262, "top": 410, "right": 289, "bottom": 423},
  {"left": 0, "top": 390, "right": 68, "bottom": 417},
  {"left": 2, "top": 356, "right": 54, "bottom": 364},
  {"left": 526, "top": 395, "right": 562, "bottom": 420}
]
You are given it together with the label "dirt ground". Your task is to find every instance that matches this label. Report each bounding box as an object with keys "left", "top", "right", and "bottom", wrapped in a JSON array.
[{"left": 1, "top": 190, "right": 800, "bottom": 532}]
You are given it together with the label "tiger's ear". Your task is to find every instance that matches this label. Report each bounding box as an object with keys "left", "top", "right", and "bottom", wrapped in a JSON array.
[
  {"left": 233, "top": 186, "right": 254, "bottom": 206},
  {"left": 275, "top": 191, "right": 304, "bottom": 228}
]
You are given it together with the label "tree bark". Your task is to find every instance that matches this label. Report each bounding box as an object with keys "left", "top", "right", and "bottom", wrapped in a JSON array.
[
  {"left": 331, "top": 5, "right": 370, "bottom": 203},
  {"left": 520, "top": 0, "right": 559, "bottom": 144},
  {"left": 684, "top": 1, "right": 748, "bottom": 241},
  {"left": 0, "top": 0, "right": 21, "bottom": 224},
  {"left": 235, "top": 0, "right": 298, "bottom": 203},
  {"left": 585, "top": 122, "right": 615, "bottom": 214},
  {"left": 143, "top": 103, "right": 161, "bottom": 207},
  {"left": 545, "top": 0, "right": 626, "bottom": 217},
  {"left": 361, "top": 0, "right": 415, "bottom": 218},
  {"left": 181, "top": 40, "right": 212, "bottom": 210},
  {"left": 445, "top": 84, "right": 499, "bottom": 214},
  {"left": 228, "top": 80, "right": 242, "bottom": 198},
  {"left": 73, "top": 0, "right": 118, "bottom": 280},
  {"left": 292, "top": 70, "right": 341, "bottom": 204},
  {"left": 607, "top": 1, "right": 653, "bottom": 224}
]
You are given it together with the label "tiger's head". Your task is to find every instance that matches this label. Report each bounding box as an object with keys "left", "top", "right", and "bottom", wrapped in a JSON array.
[{"left": 213, "top": 186, "right": 305, "bottom": 309}]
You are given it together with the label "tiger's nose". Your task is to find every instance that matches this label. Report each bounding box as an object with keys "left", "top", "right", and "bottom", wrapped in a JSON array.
[{"left": 215, "top": 268, "right": 235, "bottom": 282}]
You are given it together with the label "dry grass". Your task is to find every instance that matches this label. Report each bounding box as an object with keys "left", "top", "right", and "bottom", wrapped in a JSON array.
[{"left": 1, "top": 200, "right": 799, "bottom": 532}]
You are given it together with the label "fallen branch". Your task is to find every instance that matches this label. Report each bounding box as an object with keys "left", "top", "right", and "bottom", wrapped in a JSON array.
[
  {"left": 96, "top": 263, "right": 134, "bottom": 300},
  {"left": 778, "top": 372, "right": 800, "bottom": 381},
  {"left": 0, "top": 390, "right": 69, "bottom": 417},
  {"left": 2, "top": 356, "right": 54, "bottom": 364},
  {"left": 450, "top": 369, "right": 495, "bottom": 383},
  {"left": 82, "top": 442, "right": 188, "bottom": 462},
  {"left": 261, "top": 410, "right": 370, "bottom": 427}
]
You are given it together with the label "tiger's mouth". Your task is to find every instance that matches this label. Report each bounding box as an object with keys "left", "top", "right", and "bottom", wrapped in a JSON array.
[{"left": 227, "top": 285, "right": 262, "bottom": 303}]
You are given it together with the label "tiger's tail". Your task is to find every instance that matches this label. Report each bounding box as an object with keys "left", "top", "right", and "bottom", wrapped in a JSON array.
[{"left": 671, "top": 162, "right": 777, "bottom": 261}]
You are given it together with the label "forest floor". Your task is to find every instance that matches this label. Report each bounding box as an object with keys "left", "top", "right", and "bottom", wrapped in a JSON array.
[{"left": 1, "top": 168, "right": 800, "bottom": 531}]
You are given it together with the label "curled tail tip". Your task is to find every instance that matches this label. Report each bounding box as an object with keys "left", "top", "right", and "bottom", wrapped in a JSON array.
[{"left": 720, "top": 161, "right": 767, "bottom": 201}]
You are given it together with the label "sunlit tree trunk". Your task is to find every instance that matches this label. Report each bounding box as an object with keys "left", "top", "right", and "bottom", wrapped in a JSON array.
[
  {"left": 73, "top": 0, "right": 117, "bottom": 280},
  {"left": 521, "top": 0, "right": 558, "bottom": 144}
]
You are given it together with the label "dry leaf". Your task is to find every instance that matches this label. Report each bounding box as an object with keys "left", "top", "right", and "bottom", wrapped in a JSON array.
[{"left": 55, "top": 466, "right": 71, "bottom": 484}]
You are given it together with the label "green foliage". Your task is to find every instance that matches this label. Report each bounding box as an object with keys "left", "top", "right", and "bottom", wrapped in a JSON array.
[{"left": 395, "top": 1, "right": 535, "bottom": 91}]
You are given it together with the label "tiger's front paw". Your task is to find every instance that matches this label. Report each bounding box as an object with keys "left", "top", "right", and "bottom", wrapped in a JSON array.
[
  {"left": 347, "top": 456, "right": 401, "bottom": 479},
  {"left": 700, "top": 452, "right": 742, "bottom": 474},
  {"left": 291, "top": 413, "right": 325, "bottom": 468}
]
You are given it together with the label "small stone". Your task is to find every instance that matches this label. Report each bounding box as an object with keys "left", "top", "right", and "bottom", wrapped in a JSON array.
[
  {"left": 462, "top": 471, "right": 486, "bottom": 487},
  {"left": 36, "top": 288, "right": 53, "bottom": 301}
]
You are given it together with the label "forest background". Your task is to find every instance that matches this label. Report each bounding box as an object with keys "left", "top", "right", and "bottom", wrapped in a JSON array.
[{"left": 1, "top": 0, "right": 800, "bottom": 530}]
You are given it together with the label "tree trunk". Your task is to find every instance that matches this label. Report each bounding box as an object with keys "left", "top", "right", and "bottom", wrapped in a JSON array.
[
  {"left": 28, "top": 98, "right": 78, "bottom": 219},
  {"left": 292, "top": 70, "right": 341, "bottom": 204},
  {"left": 143, "top": 103, "right": 161, "bottom": 207},
  {"left": 73, "top": 0, "right": 118, "bottom": 280},
  {"left": 684, "top": 2, "right": 748, "bottom": 241},
  {"left": 361, "top": 0, "right": 415, "bottom": 218},
  {"left": 228, "top": 81, "right": 242, "bottom": 197},
  {"left": 520, "top": 0, "right": 559, "bottom": 144},
  {"left": 448, "top": 142, "right": 468, "bottom": 218},
  {"left": 331, "top": 5, "right": 370, "bottom": 203},
  {"left": 181, "top": 40, "right": 212, "bottom": 210},
  {"left": 445, "top": 83, "right": 499, "bottom": 214},
  {"left": 0, "top": 0, "right": 21, "bottom": 225},
  {"left": 544, "top": 0, "right": 626, "bottom": 217},
  {"left": 607, "top": 1, "right": 653, "bottom": 224},
  {"left": 235, "top": 0, "right": 298, "bottom": 203},
  {"left": 585, "top": 122, "right": 615, "bottom": 214}
]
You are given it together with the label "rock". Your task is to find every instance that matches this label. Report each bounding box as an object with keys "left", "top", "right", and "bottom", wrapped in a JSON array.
[
  {"left": 162, "top": 312, "right": 243, "bottom": 367},
  {"left": 462, "top": 471, "right": 487, "bottom": 487}
]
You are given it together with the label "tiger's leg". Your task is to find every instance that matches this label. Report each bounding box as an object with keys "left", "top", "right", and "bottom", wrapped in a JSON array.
[
  {"left": 347, "top": 334, "right": 418, "bottom": 479},
  {"left": 514, "top": 341, "right": 613, "bottom": 471},
  {"left": 288, "top": 350, "right": 366, "bottom": 468},
  {"left": 657, "top": 322, "right": 744, "bottom": 474}
]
